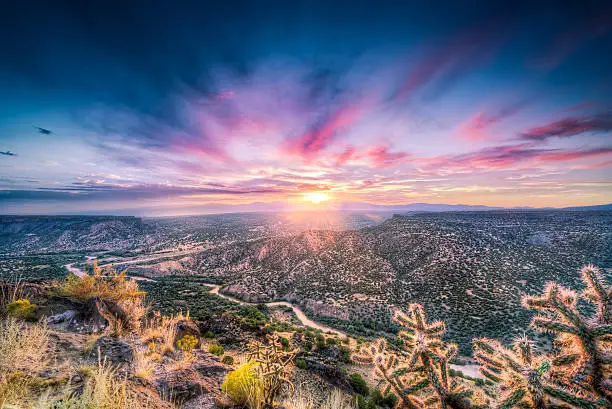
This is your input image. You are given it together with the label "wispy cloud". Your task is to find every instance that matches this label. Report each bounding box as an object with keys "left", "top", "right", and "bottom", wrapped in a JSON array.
[{"left": 519, "top": 112, "right": 612, "bottom": 141}]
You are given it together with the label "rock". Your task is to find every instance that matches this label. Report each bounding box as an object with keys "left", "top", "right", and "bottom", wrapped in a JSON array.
[
  {"left": 47, "top": 309, "right": 77, "bottom": 326},
  {"left": 175, "top": 319, "right": 201, "bottom": 347},
  {"left": 90, "top": 336, "right": 135, "bottom": 368},
  {"left": 154, "top": 351, "right": 231, "bottom": 406},
  {"left": 191, "top": 350, "right": 231, "bottom": 379},
  {"left": 154, "top": 368, "right": 217, "bottom": 403},
  {"left": 303, "top": 357, "right": 351, "bottom": 390},
  {"left": 180, "top": 393, "right": 216, "bottom": 409}
]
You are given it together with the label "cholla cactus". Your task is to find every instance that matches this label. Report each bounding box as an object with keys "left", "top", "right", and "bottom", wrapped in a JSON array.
[
  {"left": 247, "top": 333, "right": 299, "bottom": 406},
  {"left": 473, "top": 336, "right": 602, "bottom": 409},
  {"left": 354, "top": 304, "right": 479, "bottom": 409},
  {"left": 522, "top": 265, "right": 611, "bottom": 403}
]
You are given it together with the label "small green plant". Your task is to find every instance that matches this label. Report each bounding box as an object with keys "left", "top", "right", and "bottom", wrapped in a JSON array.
[
  {"left": 204, "top": 330, "right": 216, "bottom": 339},
  {"left": 349, "top": 373, "right": 369, "bottom": 396},
  {"left": 295, "top": 358, "right": 307, "bottom": 369},
  {"left": 209, "top": 343, "right": 224, "bottom": 357},
  {"left": 222, "top": 355, "right": 234, "bottom": 365},
  {"left": 6, "top": 299, "right": 37, "bottom": 321}
]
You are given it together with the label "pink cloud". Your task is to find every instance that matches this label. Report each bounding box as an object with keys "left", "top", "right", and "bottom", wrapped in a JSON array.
[
  {"left": 419, "top": 143, "right": 612, "bottom": 173},
  {"left": 283, "top": 102, "right": 365, "bottom": 160},
  {"left": 367, "top": 145, "right": 409, "bottom": 168},
  {"left": 334, "top": 146, "right": 358, "bottom": 166},
  {"left": 519, "top": 112, "right": 612, "bottom": 141},
  {"left": 457, "top": 99, "right": 529, "bottom": 141}
]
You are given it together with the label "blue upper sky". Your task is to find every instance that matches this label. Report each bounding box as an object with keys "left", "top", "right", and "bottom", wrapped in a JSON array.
[{"left": 1, "top": 0, "right": 611, "bottom": 215}]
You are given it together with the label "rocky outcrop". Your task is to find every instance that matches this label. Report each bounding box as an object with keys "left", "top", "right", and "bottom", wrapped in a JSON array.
[
  {"left": 45, "top": 295, "right": 129, "bottom": 334},
  {"left": 174, "top": 319, "right": 201, "bottom": 347},
  {"left": 153, "top": 350, "right": 231, "bottom": 406},
  {"left": 90, "top": 336, "right": 135, "bottom": 368},
  {"left": 303, "top": 357, "right": 351, "bottom": 391}
]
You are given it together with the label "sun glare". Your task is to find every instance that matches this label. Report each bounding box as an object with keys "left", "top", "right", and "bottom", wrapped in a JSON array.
[{"left": 303, "top": 192, "right": 331, "bottom": 204}]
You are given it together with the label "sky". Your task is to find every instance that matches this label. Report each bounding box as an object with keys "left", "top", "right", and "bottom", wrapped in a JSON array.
[{"left": 1, "top": 0, "right": 611, "bottom": 215}]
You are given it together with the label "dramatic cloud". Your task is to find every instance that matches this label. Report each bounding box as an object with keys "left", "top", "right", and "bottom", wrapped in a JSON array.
[{"left": 1, "top": 1, "right": 612, "bottom": 212}]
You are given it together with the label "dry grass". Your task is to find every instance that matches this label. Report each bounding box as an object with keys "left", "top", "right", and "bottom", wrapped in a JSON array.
[
  {"left": 0, "top": 318, "right": 50, "bottom": 408},
  {"left": 53, "top": 362, "right": 158, "bottom": 409},
  {"left": 134, "top": 350, "right": 155, "bottom": 381},
  {"left": 320, "top": 389, "right": 355, "bottom": 409},
  {"left": 55, "top": 262, "right": 144, "bottom": 302},
  {"left": 0, "top": 279, "right": 26, "bottom": 319},
  {"left": 282, "top": 388, "right": 354, "bottom": 409},
  {"left": 141, "top": 311, "right": 190, "bottom": 355}
]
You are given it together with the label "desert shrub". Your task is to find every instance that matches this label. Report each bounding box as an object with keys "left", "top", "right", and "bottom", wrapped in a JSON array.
[
  {"left": 221, "top": 361, "right": 262, "bottom": 408},
  {"left": 302, "top": 340, "right": 313, "bottom": 352},
  {"left": 325, "top": 337, "right": 338, "bottom": 346},
  {"left": 295, "top": 358, "right": 307, "bottom": 369},
  {"left": 6, "top": 299, "right": 37, "bottom": 321},
  {"left": 209, "top": 343, "right": 224, "bottom": 357},
  {"left": 222, "top": 355, "right": 234, "bottom": 366},
  {"left": 279, "top": 336, "right": 290, "bottom": 350},
  {"left": 349, "top": 373, "right": 368, "bottom": 396},
  {"left": 176, "top": 335, "right": 198, "bottom": 353},
  {"left": 381, "top": 393, "right": 398, "bottom": 408},
  {"left": 204, "top": 330, "right": 216, "bottom": 339},
  {"left": 315, "top": 334, "right": 325, "bottom": 350},
  {"left": 56, "top": 263, "right": 147, "bottom": 332},
  {"left": 56, "top": 262, "right": 144, "bottom": 302},
  {"left": 0, "top": 280, "right": 25, "bottom": 319},
  {"left": 0, "top": 319, "right": 49, "bottom": 407},
  {"left": 338, "top": 345, "right": 351, "bottom": 363}
]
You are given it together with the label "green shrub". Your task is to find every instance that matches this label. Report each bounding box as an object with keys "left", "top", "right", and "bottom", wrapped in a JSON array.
[
  {"left": 371, "top": 389, "right": 383, "bottom": 404},
  {"left": 381, "top": 393, "right": 398, "bottom": 408},
  {"left": 316, "top": 334, "right": 325, "bottom": 350},
  {"left": 302, "top": 340, "right": 313, "bottom": 352},
  {"left": 279, "top": 336, "right": 290, "bottom": 350},
  {"left": 221, "top": 355, "right": 234, "bottom": 365},
  {"left": 349, "top": 373, "right": 369, "bottom": 396},
  {"left": 339, "top": 345, "right": 351, "bottom": 363},
  {"left": 209, "top": 343, "right": 224, "bottom": 357},
  {"left": 295, "top": 359, "right": 307, "bottom": 369},
  {"left": 204, "top": 330, "right": 216, "bottom": 339},
  {"left": 326, "top": 337, "right": 338, "bottom": 345},
  {"left": 221, "top": 361, "right": 262, "bottom": 406},
  {"left": 6, "top": 299, "right": 37, "bottom": 321}
]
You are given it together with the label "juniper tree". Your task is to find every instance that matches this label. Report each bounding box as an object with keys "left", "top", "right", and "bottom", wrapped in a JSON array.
[
  {"left": 354, "top": 304, "right": 480, "bottom": 409},
  {"left": 473, "top": 336, "right": 602, "bottom": 409},
  {"left": 522, "top": 265, "right": 611, "bottom": 403}
]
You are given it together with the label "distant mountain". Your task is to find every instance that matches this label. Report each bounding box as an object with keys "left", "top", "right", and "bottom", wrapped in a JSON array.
[{"left": 561, "top": 203, "right": 612, "bottom": 211}]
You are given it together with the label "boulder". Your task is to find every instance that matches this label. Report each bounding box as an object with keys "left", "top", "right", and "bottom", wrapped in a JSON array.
[
  {"left": 174, "top": 319, "right": 201, "bottom": 347},
  {"left": 303, "top": 357, "right": 351, "bottom": 390},
  {"left": 154, "top": 368, "right": 217, "bottom": 404},
  {"left": 90, "top": 336, "right": 135, "bottom": 368}
]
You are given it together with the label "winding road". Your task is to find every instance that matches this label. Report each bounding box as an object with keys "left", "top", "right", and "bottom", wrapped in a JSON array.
[
  {"left": 63, "top": 256, "right": 481, "bottom": 376},
  {"left": 63, "top": 258, "right": 344, "bottom": 336}
]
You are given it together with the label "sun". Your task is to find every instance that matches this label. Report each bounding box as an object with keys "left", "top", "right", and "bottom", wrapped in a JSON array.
[{"left": 303, "top": 192, "right": 331, "bottom": 204}]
